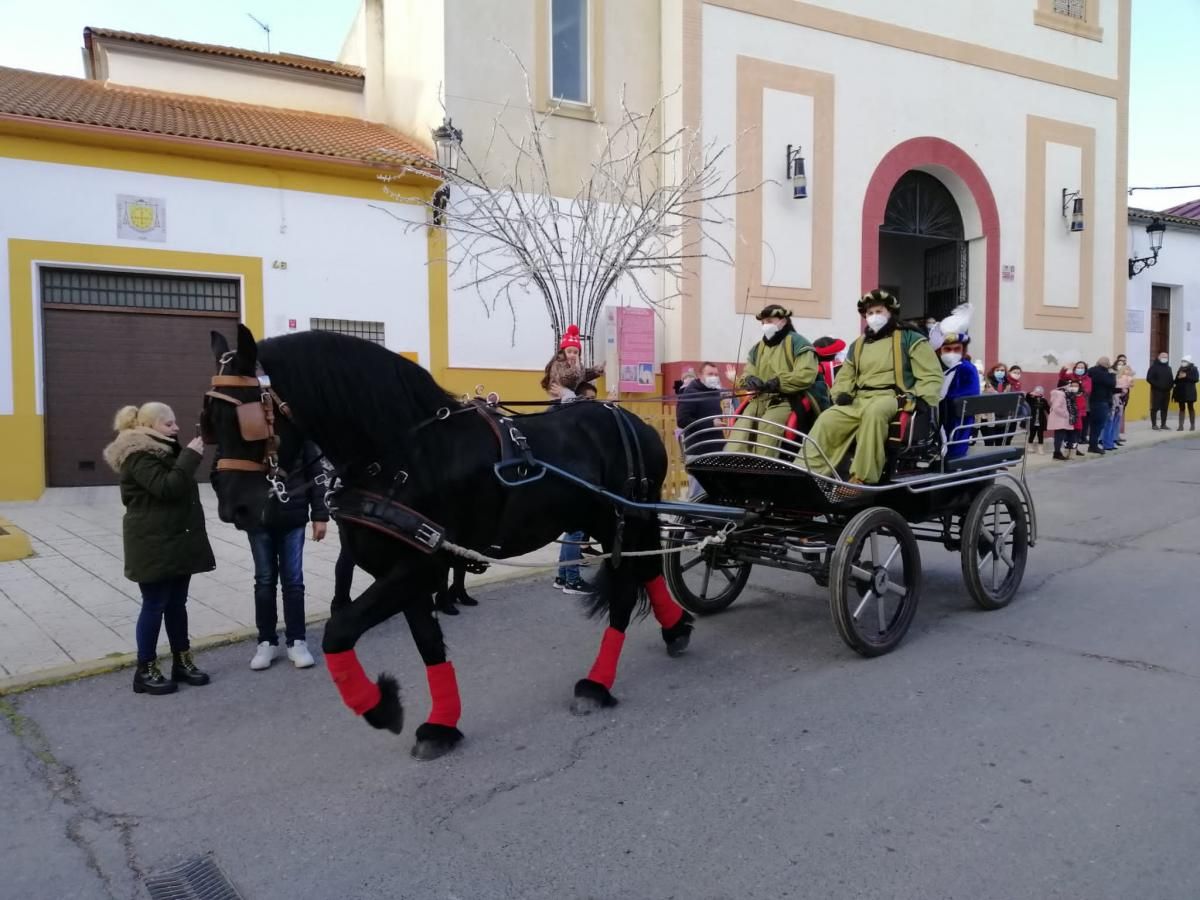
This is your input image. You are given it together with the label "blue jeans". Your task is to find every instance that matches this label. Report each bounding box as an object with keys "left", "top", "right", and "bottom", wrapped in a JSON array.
[
  {"left": 248, "top": 528, "right": 306, "bottom": 645},
  {"left": 1087, "top": 403, "right": 1110, "bottom": 452},
  {"left": 136, "top": 576, "right": 191, "bottom": 664},
  {"left": 1101, "top": 406, "right": 1120, "bottom": 449},
  {"left": 558, "top": 531, "right": 584, "bottom": 581}
]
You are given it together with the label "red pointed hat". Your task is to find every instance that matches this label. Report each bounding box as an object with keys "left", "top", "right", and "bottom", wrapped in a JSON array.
[
  {"left": 813, "top": 336, "right": 846, "bottom": 358},
  {"left": 560, "top": 325, "right": 582, "bottom": 351}
]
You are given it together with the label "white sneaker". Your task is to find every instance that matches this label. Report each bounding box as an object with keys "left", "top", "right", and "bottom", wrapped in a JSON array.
[
  {"left": 250, "top": 641, "right": 277, "bottom": 671},
  {"left": 287, "top": 639, "right": 315, "bottom": 669}
]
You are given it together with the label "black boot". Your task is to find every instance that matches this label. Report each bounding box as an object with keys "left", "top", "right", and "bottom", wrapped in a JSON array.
[
  {"left": 434, "top": 591, "right": 460, "bottom": 616},
  {"left": 452, "top": 586, "right": 479, "bottom": 607},
  {"left": 133, "top": 660, "right": 178, "bottom": 695},
  {"left": 171, "top": 650, "right": 211, "bottom": 686}
]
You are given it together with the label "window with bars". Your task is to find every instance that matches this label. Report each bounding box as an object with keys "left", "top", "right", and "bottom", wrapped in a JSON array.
[
  {"left": 40, "top": 267, "right": 239, "bottom": 314},
  {"left": 1151, "top": 285, "right": 1172, "bottom": 312},
  {"left": 310, "top": 317, "right": 387, "bottom": 345},
  {"left": 1052, "top": 0, "right": 1086, "bottom": 20}
]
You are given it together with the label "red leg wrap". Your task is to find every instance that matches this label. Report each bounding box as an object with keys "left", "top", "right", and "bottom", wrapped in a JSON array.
[
  {"left": 426, "top": 662, "right": 462, "bottom": 728},
  {"left": 646, "top": 576, "right": 684, "bottom": 629},
  {"left": 587, "top": 627, "right": 626, "bottom": 690},
  {"left": 325, "top": 650, "right": 382, "bottom": 715}
]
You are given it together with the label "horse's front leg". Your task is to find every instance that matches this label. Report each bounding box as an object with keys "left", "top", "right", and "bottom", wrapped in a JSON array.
[
  {"left": 321, "top": 570, "right": 407, "bottom": 734},
  {"left": 403, "top": 603, "right": 464, "bottom": 761},
  {"left": 572, "top": 562, "right": 635, "bottom": 715}
]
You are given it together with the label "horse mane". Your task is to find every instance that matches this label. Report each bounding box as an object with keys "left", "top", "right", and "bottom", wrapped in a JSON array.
[{"left": 256, "top": 331, "right": 459, "bottom": 465}]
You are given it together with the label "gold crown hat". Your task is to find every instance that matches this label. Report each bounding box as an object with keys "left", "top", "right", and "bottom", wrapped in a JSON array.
[
  {"left": 756, "top": 304, "right": 793, "bottom": 321},
  {"left": 929, "top": 304, "right": 972, "bottom": 352},
  {"left": 856, "top": 288, "right": 901, "bottom": 315}
]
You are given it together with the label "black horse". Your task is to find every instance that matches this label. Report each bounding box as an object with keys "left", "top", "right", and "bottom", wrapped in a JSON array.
[{"left": 203, "top": 325, "right": 694, "bottom": 760}]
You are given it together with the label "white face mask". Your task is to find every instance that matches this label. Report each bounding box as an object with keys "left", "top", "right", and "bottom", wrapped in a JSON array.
[
  {"left": 865, "top": 312, "right": 889, "bottom": 333},
  {"left": 1074, "top": 367, "right": 1086, "bottom": 376},
  {"left": 1159, "top": 356, "right": 1169, "bottom": 364},
  {"left": 761, "top": 323, "right": 780, "bottom": 339},
  {"left": 703, "top": 375, "right": 720, "bottom": 389},
  {"left": 993, "top": 370, "right": 1006, "bottom": 380},
  {"left": 941, "top": 352, "right": 963, "bottom": 368}
]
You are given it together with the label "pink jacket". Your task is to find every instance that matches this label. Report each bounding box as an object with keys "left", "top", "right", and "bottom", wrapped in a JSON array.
[{"left": 1046, "top": 389, "right": 1076, "bottom": 432}]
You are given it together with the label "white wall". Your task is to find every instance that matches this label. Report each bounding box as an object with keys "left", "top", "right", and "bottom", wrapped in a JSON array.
[
  {"left": 1125, "top": 222, "right": 1200, "bottom": 375},
  {"left": 101, "top": 48, "right": 365, "bottom": 118},
  {"left": 698, "top": 3, "right": 1121, "bottom": 369},
  {"left": 792, "top": 0, "right": 1119, "bottom": 80},
  {"left": 1043, "top": 142, "right": 1084, "bottom": 308},
  {"left": 0, "top": 157, "right": 427, "bottom": 415}
]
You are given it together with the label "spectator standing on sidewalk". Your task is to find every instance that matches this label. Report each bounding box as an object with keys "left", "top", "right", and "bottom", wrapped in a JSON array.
[
  {"left": 1174, "top": 354, "right": 1198, "bottom": 431},
  {"left": 103, "top": 403, "right": 214, "bottom": 696},
  {"left": 1025, "top": 385, "right": 1050, "bottom": 454},
  {"left": 1047, "top": 379, "right": 1080, "bottom": 460},
  {"left": 544, "top": 328, "right": 603, "bottom": 595},
  {"left": 676, "top": 362, "right": 727, "bottom": 499},
  {"left": 1147, "top": 352, "right": 1173, "bottom": 430},
  {"left": 1086, "top": 358, "right": 1117, "bottom": 455},
  {"left": 246, "top": 441, "right": 329, "bottom": 671}
]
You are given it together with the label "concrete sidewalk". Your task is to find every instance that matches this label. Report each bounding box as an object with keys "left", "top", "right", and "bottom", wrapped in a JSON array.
[
  {"left": 0, "top": 419, "right": 1192, "bottom": 690},
  {"left": 0, "top": 485, "right": 558, "bottom": 690}
]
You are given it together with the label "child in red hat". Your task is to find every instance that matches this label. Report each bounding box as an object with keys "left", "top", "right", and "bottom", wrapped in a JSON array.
[{"left": 540, "top": 324, "right": 604, "bottom": 402}]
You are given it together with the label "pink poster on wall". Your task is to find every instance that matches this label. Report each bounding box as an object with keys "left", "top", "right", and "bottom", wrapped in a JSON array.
[{"left": 616, "top": 307, "right": 656, "bottom": 393}]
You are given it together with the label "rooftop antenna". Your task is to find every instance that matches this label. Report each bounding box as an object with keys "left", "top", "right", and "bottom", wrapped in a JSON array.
[{"left": 247, "top": 13, "right": 272, "bottom": 53}]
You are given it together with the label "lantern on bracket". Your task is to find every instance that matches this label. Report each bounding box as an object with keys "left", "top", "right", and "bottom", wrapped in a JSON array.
[{"left": 786, "top": 144, "right": 807, "bottom": 200}]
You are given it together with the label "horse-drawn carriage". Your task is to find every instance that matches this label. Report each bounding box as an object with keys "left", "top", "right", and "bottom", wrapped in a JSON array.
[{"left": 662, "top": 392, "right": 1036, "bottom": 656}]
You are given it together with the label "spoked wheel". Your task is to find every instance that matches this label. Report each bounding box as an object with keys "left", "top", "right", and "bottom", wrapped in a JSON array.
[
  {"left": 961, "top": 483, "right": 1029, "bottom": 610},
  {"left": 829, "top": 507, "right": 922, "bottom": 657},
  {"left": 663, "top": 506, "right": 751, "bottom": 616}
]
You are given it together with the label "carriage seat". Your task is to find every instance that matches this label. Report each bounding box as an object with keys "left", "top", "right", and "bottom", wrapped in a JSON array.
[{"left": 940, "top": 393, "right": 1028, "bottom": 472}]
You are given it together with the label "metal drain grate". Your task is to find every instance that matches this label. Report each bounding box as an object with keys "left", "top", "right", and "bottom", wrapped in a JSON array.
[{"left": 145, "top": 854, "right": 244, "bottom": 900}]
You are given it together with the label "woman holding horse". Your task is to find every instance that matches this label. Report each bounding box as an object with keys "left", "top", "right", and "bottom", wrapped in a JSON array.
[{"left": 104, "top": 402, "right": 215, "bottom": 695}]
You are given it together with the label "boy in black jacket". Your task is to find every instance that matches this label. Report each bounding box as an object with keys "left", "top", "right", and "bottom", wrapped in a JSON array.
[{"left": 245, "top": 442, "right": 330, "bottom": 670}]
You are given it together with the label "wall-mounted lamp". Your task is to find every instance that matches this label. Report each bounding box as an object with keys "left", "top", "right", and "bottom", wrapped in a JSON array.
[
  {"left": 786, "top": 144, "right": 807, "bottom": 200},
  {"left": 1128, "top": 218, "right": 1167, "bottom": 279},
  {"left": 430, "top": 116, "right": 463, "bottom": 226},
  {"left": 1061, "top": 189, "right": 1084, "bottom": 232}
]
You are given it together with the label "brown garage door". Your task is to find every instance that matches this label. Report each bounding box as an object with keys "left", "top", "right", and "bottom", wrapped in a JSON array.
[{"left": 41, "top": 267, "right": 240, "bottom": 487}]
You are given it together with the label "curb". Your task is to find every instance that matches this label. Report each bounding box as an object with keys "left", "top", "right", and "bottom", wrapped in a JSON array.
[
  {"left": 0, "top": 567, "right": 553, "bottom": 697},
  {"left": 0, "top": 516, "right": 33, "bottom": 562}
]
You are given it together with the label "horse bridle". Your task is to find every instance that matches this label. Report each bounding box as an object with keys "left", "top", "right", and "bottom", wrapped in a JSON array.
[{"left": 203, "top": 366, "right": 294, "bottom": 501}]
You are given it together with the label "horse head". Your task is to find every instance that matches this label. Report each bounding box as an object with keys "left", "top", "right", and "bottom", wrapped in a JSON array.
[{"left": 204, "top": 323, "right": 304, "bottom": 530}]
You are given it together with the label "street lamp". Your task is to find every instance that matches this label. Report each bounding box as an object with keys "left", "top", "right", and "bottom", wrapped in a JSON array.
[
  {"left": 1061, "top": 189, "right": 1084, "bottom": 232},
  {"left": 430, "top": 116, "right": 462, "bottom": 225},
  {"left": 1128, "top": 218, "right": 1167, "bottom": 279},
  {"left": 786, "top": 144, "right": 807, "bottom": 200}
]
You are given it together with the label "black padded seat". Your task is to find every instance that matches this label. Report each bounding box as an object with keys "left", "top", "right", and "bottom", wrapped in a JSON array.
[{"left": 942, "top": 446, "right": 1025, "bottom": 472}]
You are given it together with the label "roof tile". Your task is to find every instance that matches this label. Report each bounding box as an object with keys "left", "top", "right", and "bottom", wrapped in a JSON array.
[
  {"left": 0, "top": 66, "right": 430, "bottom": 168},
  {"left": 85, "top": 27, "right": 363, "bottom": 79},
  {"left": 1162, "top": 198, "right": 1200, "bottom": 221}
]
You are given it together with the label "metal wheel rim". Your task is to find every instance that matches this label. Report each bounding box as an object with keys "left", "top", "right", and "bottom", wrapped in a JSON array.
[
  {"left": 674, "top": 544, "right": 746, "bottom": 604},
  {"left": 843, "top": 526, "right": 916, "bottom": 644},
  {"left": 972, "top": 497, "right": 1022, "bottom": 597}
]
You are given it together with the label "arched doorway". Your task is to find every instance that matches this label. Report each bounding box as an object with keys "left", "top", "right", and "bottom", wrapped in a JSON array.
[
  {"left": 877, "top": 171, "right": 967, "bottom": 323},
  {"left": 861, "top": 138, "right": 1000, "bottom": 364}
]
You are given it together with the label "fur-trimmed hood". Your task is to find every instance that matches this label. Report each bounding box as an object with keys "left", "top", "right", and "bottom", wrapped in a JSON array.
[{"left": 103, "top": 428, "right": 178, "bottom": 473}]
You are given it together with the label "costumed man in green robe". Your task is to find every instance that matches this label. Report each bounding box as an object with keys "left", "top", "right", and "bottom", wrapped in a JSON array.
[
  {"left": 727, "top": 304, "right": 829, "bottom": 457},
  {"left": 802, "top": 289, "right": 943, "bottom": 484}
]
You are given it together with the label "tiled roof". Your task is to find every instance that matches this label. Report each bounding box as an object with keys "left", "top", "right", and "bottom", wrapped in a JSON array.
[
  {"left": 1129, "top": 206, "right": 1200, "bottom": 233},
  {"left": 84, "top": 27, "right": 363, "bottom": 79},
  {"left": 0, "top": 66, "right": 430, "bottom": 168},
  {"left": 1162, "top": 198, "right": 1200, "bottom": 221}
]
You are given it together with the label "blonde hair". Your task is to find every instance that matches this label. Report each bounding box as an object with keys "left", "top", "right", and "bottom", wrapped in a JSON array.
[{"left": 113, "top": 402, "right": 174, "bottom": 432}]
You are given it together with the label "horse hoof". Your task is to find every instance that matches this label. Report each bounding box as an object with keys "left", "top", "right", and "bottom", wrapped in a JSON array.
[
  {"left": 411, "top": 723, "right": 463, "bottom": 760},
  {"left": 662, "top": 612, "right": 695, "bottom": 658},
  {"left": 571, "top": 678, "right": 617, "bottom": 715},
  {"left": 665, "top": 633, "right": 691, "bottom": 658},
  {"left": 363, "top": 674, "right": 404, "bottom": 734}
]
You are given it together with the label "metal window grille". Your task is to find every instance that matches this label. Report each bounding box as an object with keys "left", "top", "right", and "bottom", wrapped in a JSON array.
[
  {"left": 310, "top": 317, "right": 386, "bottom": 345},
  {"left": 40, "top": 267, "right": 239, "bottom": 314},
  {"left": 1151, "top": 285, "right": 1171, "bottom": 311},
  {"left": 1052, "top": 0, "right": 1086, "bottom": 20}
]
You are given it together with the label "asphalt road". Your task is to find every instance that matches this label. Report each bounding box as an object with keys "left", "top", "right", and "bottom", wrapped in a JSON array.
[{"left": 3, "top": 439, "right": 1200, "bottom": 900}]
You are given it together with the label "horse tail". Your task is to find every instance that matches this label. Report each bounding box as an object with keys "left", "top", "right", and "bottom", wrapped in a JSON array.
[{"left": 578, "top": 517, "right": 658, "bottom": 622}]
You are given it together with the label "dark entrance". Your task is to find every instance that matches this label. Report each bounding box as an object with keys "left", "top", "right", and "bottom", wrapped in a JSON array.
[
  {"left": 1151, "top": 285, "right": 1171, "bottom": 359},
  {"left": 877, "top": 170, "right": 967, "bottom": 323},
  {"left": 41, "top": 267, "right": 240, "bottom": 487}
]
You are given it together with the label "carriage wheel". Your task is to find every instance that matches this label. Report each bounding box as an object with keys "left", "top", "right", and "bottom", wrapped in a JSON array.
[
  {"left": 663, "top": 512, "right": 752, "bottom": 616},
  {"left": 960, "top": 483, "right": 1028, "bottom": 610},
  {"left": 829, "top": 507, "right": 922, "bottom": 657}
]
